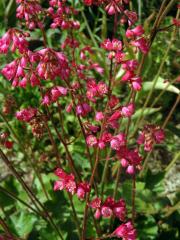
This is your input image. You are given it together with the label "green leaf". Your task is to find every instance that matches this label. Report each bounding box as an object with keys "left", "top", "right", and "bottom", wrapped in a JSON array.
[
  {"left": 122, "top": 180, "right": 133, "bottom": 206},
  {"left": 137, "top": 215, "right": 158, "bottom": 240},
  {"left": 143, "top": 78, "right": 180, "bottom": 95},
  {"left": 145, "top": 170, "right": 165, "bottom": 193},
  {"left": 132, "top": 107, "right": 161, "bottom": 119},
  {"left": 10, "top": 211, "right": 37, "bottom": 237}
]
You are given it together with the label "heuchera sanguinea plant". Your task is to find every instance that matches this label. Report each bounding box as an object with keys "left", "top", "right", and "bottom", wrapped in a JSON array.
[{"left": 1, "top": 0, "right": 179, "bottom": 239}]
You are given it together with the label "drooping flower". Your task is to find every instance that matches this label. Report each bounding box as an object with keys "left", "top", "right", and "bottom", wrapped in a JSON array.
[
  {"left": 113, "top": 221, "right": 136, "bottom": 239},
  {"left": 0, "top": 29, "right": 29, "bottom": 54}
]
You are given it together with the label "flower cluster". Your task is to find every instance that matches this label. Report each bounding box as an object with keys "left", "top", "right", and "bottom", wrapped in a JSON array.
[
  {"left": 0, "top": 29, "right": 28, "bottom": 54},
  {"left": 48, "top": 0, "right": 80, "bottom": 30},
  {"left": 54, "top": 168, "right": 90, "bottom": 200},
  {"left": 16, "top": 0, "right": 44, "bottom": 30},
  {"left": 86, "top": 79, "right": 108, "bottom": 102},
  {"left": 90, "top": 196, "right": 126, "bottom": 221},
  {"left": 1, "top": 48, "right": 70, "bottom": 87}
]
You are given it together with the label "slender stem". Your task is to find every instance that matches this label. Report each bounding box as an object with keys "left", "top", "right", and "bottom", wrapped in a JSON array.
[
  {"left": 46, "top": 106, "right": 81, "bottom": 181},
  {"left": 81, "top": 11, "right": 98, "bottom": 47},
  {"left": 43, "top": 116, "right": 62, "bottom": 166},
  {"left": 0, "top": 186, "right": 41, "bottom": 216},
  {"left": 109, "top": 165, "right": 121, "bottom": 231},
  {"left": 68, "top": 193, "right": 81, "bottom": 238},
  {"left": 150, "top": 77, "right": 179, "bottom": 108},
  {"left": 131, "top": 175, "right": 136, "bottom": 224},
  {"left": 0, "top": 149, "right": 64, "bottom": 240},
  {"left": 162, "top": 94, "right": 180, "bottom": 129},
  {"left": 165, "top": 152, "right": 180, "bottom": 174}
]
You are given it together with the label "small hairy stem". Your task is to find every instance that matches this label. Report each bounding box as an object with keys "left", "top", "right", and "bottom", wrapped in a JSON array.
[{"left": 131, "top": 175, "right": 136, "bottom": 224}]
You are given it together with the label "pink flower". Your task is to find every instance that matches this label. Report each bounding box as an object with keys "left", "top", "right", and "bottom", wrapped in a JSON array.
[
  {"left": 51, "top": 86, "right": 68, "bottom": 102},
  {"left": 122, "top": 71, "right": 135, "bottom": 82},
  {"left": 1, "top": 60, "right": 17, "bottom": 81},
  {"left": 16, "top": 108, "right": 37, "bottom": 122},
  {"left": 36, "top": 48, "right": 70, "bottom": 80},
  {"left": 121, "top": 103, "right": 135, "bottom": 117},
  {"left": 126, "top": 165, "right": 135, "bottom": 175},
  {"left": 131, "top": 37, "right": 149, "bottom": 54},
  {"left": 76, "top": 182, "right": 90, "bottom": 199},
  {"left": 113, "top": 221, "right": 136, "bottom": 239},
  {"left": 76, "top": 103, "right": 91, "bottom": 117},
  {"left": 113, "top": 199, "right": 126, "bottom": 221},
  {"left": 101, "top": 206, "right": 113, "bottom": 217},
  {"left": 131, "top": 77, "right": 142, "bottom": 91},
  {"left": 97, "top": 81, "right": 108, "bottom": 95},
  {"left": 172, "top": 18, "right": 180, "bottom": 27},
  {"left": 54, "top": 168, "right": 77, "bottom": 194},
  {"left": 95, "top": 112, "right": 104, "bottom": 121},
  {"left": 90, "top": 196, "right": 127, "bottom": 221},
  {"left": 110, "top": 133, "right": 126, "bottom": 151},
  {"left": 122, "top": 60, "right": 138, "bottom": 71},
  {"left": 86, "top": 135, "right": 98, "bottom": 147},
  {"left": 117, "top": 148, "right": 142, "bottom": 175},
  {"left": 89, "top": 197, "right": 102, "bottom": 209},
  {"left": 101, "top": 39, "right": 122, "bottom": 52},
  {"left": 94, "top": 209, "right": 101, "bottom": 219},
  {"left": 126, "top": 25, "right": 144, "bottom": 38}
]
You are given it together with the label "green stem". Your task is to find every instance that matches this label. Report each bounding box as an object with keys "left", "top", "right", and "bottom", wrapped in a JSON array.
[
  {"left": 81, "top": 11, "right": 98, "bottom": 47},
  {"left": 165, "top": 152, "right": 180, "bottom": 174}
]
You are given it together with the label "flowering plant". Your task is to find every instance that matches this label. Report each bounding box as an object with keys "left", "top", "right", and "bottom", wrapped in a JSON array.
[{"left": 0, "top": 0, "right": 179, "bottom": 240}]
